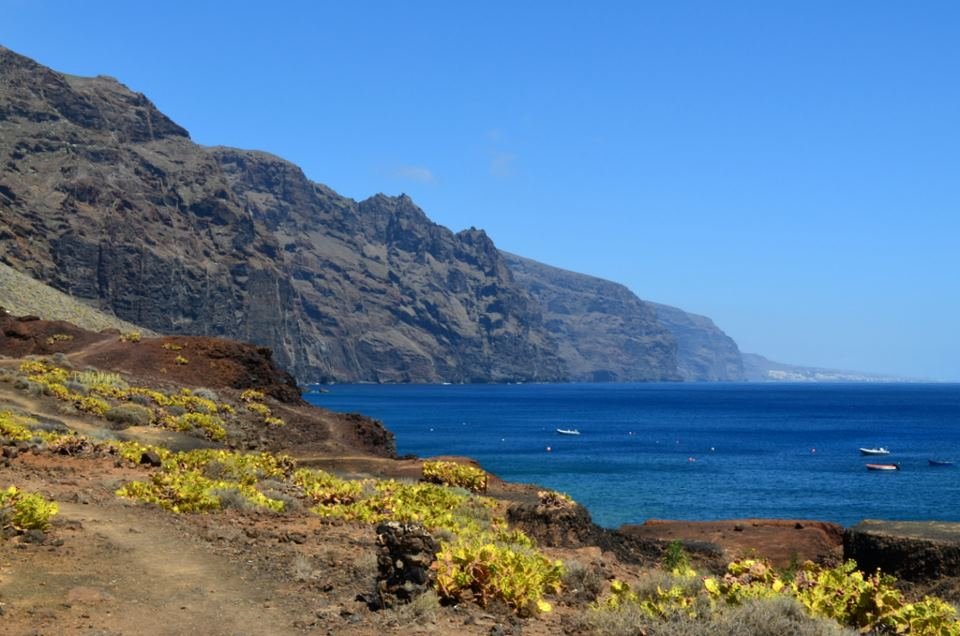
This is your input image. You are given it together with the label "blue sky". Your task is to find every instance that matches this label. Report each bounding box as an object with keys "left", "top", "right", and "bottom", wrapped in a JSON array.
[{"left": 3, "top": 1, "right": 959, "bottom": 380}]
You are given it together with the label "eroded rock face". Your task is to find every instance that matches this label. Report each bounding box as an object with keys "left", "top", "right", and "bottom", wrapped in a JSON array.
[
  {"left": 844, "top": 521, "right": 960, "bottom": 582},
  {"left": 373, "top": 522, "right": 439, "bottom": 608},
  {"left": 502, "top": 253, "right": 680, "bottom": 382},
  {"left": 650, "top": 302, "right": 745, "bottom": 381},
  {"left": 0, "top": 46, "right": 565, "bottom": 383}
]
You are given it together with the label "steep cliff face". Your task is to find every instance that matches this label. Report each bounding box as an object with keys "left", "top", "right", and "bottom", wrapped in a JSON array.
[
  {"left": 0, "top": 46, "right": 565, "bottom": 383},
  {"left": 649, "top": 303, "right": 745, "bottom": 381},
  {"left": 502, "top": 253, "right": 680, "bottom": 381}
]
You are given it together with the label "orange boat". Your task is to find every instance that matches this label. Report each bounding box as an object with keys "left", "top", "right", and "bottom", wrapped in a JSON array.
[{"left": 866, "top": 463, "right": 900, "bottom": 471}]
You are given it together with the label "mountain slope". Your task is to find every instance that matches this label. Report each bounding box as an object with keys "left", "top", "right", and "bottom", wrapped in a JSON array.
[
  {"left": 502, "top": 253, "right": 680, "bottom": 381},
  {"left": 0, "top": 46, "right": 565, "bottom": 383},
  {"left": 649, "top": 303, "right": 745, "bottom": 381},
  {"left": 0, "top": 262, "right": 153, "bottom": 335}
]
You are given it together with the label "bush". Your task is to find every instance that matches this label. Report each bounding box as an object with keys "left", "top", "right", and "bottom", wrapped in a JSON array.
[
  {"left": 105, "top": 403, "right": 154, "bottom": 427},
  {"left": 193, "top": 388, "right": 219, "bottom": 402},
  {"left": 563, "top": 559, "right": 604, "bottom": 602},
  {"left": 422, "top": 460, "right": 488, "bottom": 493},
  {"left": 434, "top": 538, "right": 565, "bottom": 615},
  {"left": 0, "top": 486, "right": 59, "bottom": 533},
  {"left": 45, "top": 333, "right": 73, "bottom": 345}
]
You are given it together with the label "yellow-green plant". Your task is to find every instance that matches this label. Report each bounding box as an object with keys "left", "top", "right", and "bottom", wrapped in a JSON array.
[
  {"left": 161, "top": 342, "right": 183, "bottom": 351},
  {"left": 169, "top": 450, "right": 293, "bottom": 485},
  {"left": 422, "top": 460, "right": 488, "bottom": 493},
  {"left": 172, "top": 413, "right": 227, "bottom": 441},
  {"left": 119, "top": 331, "right": 142, "bottom": 343},
  {"left": 0, "top": 410, "right": 35, "bottom": 441},
  {"left": 73, "top": 370, "right": 127, "bottom": 389},
  {"left": 117, "top": 467, "right": 283, "bottom": 514},
  {"left": 240, "top": 389, "right": 266, "bottom": 402},
  {"left": 433, "top": 538, "right": 564, "bottom": 615},
  {"left": 174, "top": 355, "right": 189, "bottom": 366},
  {"left": 704, "top": 558, "right": 786, "bottom": 604},
  {"left": 1, "top": 486, "right": 59, "bottom": 532},
  {"left": 45, "top": 333, "right": 73, "bottom": 345},
  {"left": 789, "top": 560, "right": 959, "bottom": 634}
]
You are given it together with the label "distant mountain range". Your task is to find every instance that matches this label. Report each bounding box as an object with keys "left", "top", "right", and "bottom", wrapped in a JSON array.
[{"left": 0, "top": 45, "right": 886, "bottom": 384}]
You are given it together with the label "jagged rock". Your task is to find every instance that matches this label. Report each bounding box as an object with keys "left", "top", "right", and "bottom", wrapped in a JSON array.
[
  {"left": 844, "top": 520, "right": 960, "bottom": 581},
  {"left": 0, "top": 46, "right": 566, "bottom": 384},
  {"left": 373, "top": 521, "right": 438, "bottom": 609}
]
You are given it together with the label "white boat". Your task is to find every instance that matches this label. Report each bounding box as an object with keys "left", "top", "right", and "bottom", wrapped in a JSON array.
[
  {"left": 556, "top": 428, "right": 581, "bottom": 436},
  {"left": 859, "top": 447, "right": 891, "bottom": 456}
]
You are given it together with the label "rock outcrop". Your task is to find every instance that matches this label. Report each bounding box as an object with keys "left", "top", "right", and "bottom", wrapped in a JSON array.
[
  {"left": 649, "top": 303, "right": 745, "bottom": 381},
  {"left": 0, "top": 46, "right": 564, "bottom": 383},
  {"left": 844, "top": 520, "right": 960, "bottom": 582},
  {"left": 502, "top": 253, "right": 680, "bottom": 381}
]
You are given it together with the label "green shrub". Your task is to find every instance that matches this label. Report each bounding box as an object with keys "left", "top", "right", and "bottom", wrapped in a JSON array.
[
  {"left": 105, "top": 403, "right": 154, "bottom": 427},
  {"left": 434, "top": 538, "right": 564, "bottom": 615},
  {"left": 45, "top": 333, "right": 73, "bottom": 345},
  {"left": 73, "top": 370, "right": 127, "bottom": 389},
  {"left": 422, "top": 460, "right": 488, "bottom": 493},
  {"left": 0, "top": 486, "right": 59, "bottom": 532},
  {"left": 116, "top": 470, "right": 283, "bottom": 514}
]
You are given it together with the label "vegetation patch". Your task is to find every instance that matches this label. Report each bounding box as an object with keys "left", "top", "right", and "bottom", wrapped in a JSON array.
[
  {"left": 1, "top": 486, "right": 58, "bottom": 534},
  {"left": 590, "top": 557, "right": 960, "bottom": 635},
  {"left": 422, "top": 460, "right": 488, "bottom": 493}
]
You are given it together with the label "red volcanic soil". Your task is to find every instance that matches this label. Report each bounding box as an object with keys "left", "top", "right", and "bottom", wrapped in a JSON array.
[
  {"left": 620, "top": 519, "right": 844, "bottom": 568},
  {"left": 0, "top": 312, "right": 300, "bottom": 403}
]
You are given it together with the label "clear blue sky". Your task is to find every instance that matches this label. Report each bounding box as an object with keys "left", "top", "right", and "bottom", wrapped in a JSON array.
[{"left": 4, "top": 1, "right": 959, "bottom": 380}]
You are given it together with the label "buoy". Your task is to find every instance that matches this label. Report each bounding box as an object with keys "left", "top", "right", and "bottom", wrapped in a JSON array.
[
  {"left": 811, "top": 448, "right": 816, "bottom": 454},
  {"left": 688, "top": 457, "right": 696, "bottom": 462},
  {"left": 546, "top": 446, "right": 552, "bottom": 452}
]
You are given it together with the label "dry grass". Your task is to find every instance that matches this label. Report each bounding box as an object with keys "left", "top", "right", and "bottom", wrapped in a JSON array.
[{"left": 0, "top": 262, "right": 155, "bottom": 335}]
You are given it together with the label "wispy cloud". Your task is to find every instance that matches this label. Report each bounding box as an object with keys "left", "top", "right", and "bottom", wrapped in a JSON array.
[
  {"left": 490, "top": 152, "right": 517, "bottom": 178},
  {"left": 391, "top": 164, "right": 437, "bottom": 184}
]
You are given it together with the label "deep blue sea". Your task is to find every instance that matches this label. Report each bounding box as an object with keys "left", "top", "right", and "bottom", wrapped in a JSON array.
[{"left": 306, "top": 383, "right": 960, "bottom": 528}]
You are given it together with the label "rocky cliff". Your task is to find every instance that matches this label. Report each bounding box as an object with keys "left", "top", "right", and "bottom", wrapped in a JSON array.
[
  {"left": 649, "top": 303, "right": 745, "bottom": 381},
  {"left": 502, "top": 253, "right": 680, "bottom": 381},
  {"left": 0, "top": 46, "right": 565, "bottom": 383}
]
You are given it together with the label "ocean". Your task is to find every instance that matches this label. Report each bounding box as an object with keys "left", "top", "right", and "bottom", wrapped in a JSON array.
[{"left": 306, "top": 383, "right": 960, "bottom": 528}]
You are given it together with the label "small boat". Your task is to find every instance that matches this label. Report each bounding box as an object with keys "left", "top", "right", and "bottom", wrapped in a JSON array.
[
  {"left": 866, "top": 463, "right": 900, "bottom": 471},
  {"left": 556, "top": 428, "right": 581, "bottom": 436},
  {"left": 928, "top": 459, "right": 955, "bottom": 467},
  {"left": 859, "top": 447, "right": 891, "bottom": 456}
]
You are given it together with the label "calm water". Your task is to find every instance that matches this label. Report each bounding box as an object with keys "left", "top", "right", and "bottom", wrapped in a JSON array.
[{"left": 307, "top": 383, "right": 960, "bottom": 528}]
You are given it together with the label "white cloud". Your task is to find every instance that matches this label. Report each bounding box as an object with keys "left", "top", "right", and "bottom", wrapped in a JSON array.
[
  {"left": 392, "top": 165, "right": 437, "bottom": 184},
  {"left": 490, "top": 152, "right": 517, "bottom": 178}
]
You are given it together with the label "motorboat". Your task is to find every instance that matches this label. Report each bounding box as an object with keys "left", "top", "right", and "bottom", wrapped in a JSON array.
[
  {"left": 928, "top": 459, "right": 955, "bottom": 467},
  {"left": 556, "top": 428, "right": 581, "bottom": 436},
  {"left": 859, "top": 447, "right": 891, "bottom": 456},
  {"left": 866, "top": 463, "right": 900, "bottom": 471}
]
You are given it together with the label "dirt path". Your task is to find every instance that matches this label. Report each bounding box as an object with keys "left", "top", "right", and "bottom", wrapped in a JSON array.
[{"left": 0, "top": 501, "right": 314, "bottom": 636}]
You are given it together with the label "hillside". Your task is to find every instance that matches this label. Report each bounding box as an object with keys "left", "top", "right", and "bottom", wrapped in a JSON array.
[
  {"left": 0, "top": 262, "right": 153, "bottom": 335},
  {"left": 502, "top": 253, "right": 680, "bottom": 381}
]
